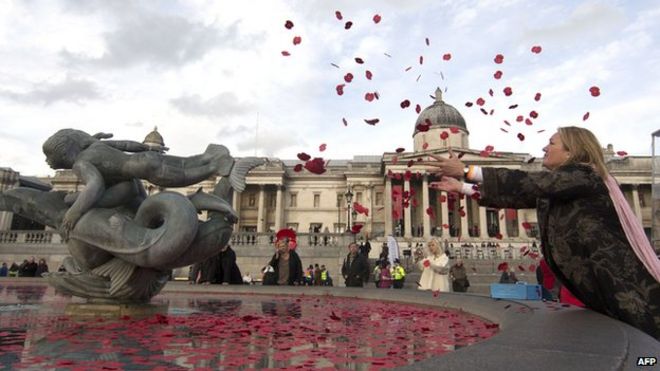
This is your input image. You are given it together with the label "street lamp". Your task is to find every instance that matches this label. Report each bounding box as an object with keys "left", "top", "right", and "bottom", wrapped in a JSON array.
[
  {"left": 351, "top": 209, "right": 358, "bottom": 241},
  {"left": 345, "top": 186, "right": 353, "bottom": 233},
  {"left": 336, "top": 194, "right": 342, "bottom": 233}
]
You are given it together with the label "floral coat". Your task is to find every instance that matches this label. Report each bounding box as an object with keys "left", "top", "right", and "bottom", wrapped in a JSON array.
[{"left": 479, "top": 164, "right": 660, "bottom": 339}]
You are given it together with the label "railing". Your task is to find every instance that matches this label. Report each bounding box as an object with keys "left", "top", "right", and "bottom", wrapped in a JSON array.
[
  {"left": 0, "top": 230, "right": 61, "bottom": 245},
  {"left": 230, "top": 232, "right": 356, "bottom": 247}
]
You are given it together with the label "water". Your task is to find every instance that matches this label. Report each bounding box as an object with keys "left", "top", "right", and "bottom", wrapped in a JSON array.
[{"left": 0, "top": 283, "right": 499, "bottom": 370}]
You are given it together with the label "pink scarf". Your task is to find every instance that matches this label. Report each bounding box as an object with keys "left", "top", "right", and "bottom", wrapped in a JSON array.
[{"left": 604, "top": 174, "right": 660, "bottom": 283}]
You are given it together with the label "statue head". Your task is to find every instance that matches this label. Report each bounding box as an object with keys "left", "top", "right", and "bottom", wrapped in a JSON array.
[{"left": 43, "top": 129, "right": 96, "bottom": 169}]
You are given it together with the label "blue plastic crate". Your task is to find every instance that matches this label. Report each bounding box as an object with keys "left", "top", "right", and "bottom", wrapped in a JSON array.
[{"left": 490, "top": 283, "right": 542, "bottom": 300}]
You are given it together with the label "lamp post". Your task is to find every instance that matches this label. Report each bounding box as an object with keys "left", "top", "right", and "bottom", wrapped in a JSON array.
[
  {"left": 336, "top": 194, "right": 342, "bottom": 233},
  {"left": 351, "top": 209, "right": 358, "bottom": 241},
  {"left": 345, "top": 186, "right": 353, "bottom": 233}
]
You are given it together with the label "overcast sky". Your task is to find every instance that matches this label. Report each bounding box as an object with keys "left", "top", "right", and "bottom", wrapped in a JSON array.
[{"left": 1, "top": 0, "right": 658, "bottom": 176}]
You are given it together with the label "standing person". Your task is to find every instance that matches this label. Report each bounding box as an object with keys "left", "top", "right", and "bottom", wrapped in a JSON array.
[
  {"left": 263, "top": 229, "right": 303, "bottom": 286},
  {"left": 313, "top": 263, "right": 322, "bottom": 286},
  {"left": 342, "top": 242, "right": 369, "bottom": 287},
  {"left": 320, "top": 265, "right": 333, "bottom": 286},
  {"left": 427, "top": 126, "right": 660, "bottom": 339},
  {"left": 379, "top": 261, "right": 393, "bottom": 289},
  {"left": 499, "top": 269, "right": 518, "bottom": 284},
  {"left": 34, "top": 259, "right": 49, "bottom": 277},
  {"left": 391, "top": 259, "right": 406, "bottom": 289},
  {"left": 214, "top": 245, "right": 243, "bottom": 285},
  {"left": 450, "top": 259, "right": 470, "bottom": 293},
  {"left": 304, "top": 265, "right": 314, "bottom": 286},
  {"left": 373, "top": 264, "right": 382, "bottom": 288},
  {"left": 8, "top": 262, "right": 19, "bottom": 277},
  {"left": 418, "top": 239, "right": 451, "bottom": 292},
  {"left": 0, "top": 262, "right": 7, "bottom": 277}
]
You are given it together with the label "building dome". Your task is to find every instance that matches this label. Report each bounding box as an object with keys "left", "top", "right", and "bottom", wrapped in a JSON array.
[
  {"left": 413, "top": 88, "right": 468, "bottom": 136},
  {"left": 143, "top": 126, "right": 167, "bottom": 152}
]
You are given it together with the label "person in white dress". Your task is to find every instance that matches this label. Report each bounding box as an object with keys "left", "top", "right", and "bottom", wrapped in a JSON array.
[{"left": 418, "top": 238, "right": 451, "bottom": 292}]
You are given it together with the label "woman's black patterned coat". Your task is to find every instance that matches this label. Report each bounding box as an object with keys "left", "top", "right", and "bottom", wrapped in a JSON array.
[{"left": 479, "top": 164, "right": 660, "bottom": 339}]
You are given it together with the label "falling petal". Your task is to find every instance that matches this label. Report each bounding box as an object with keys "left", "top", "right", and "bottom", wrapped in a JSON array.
[
  {"left": 442, "top": 53, "right": 452, "bottom": 61},
  {"left": 373, "top": 14, "right": 382, "bottom": 23},
  {"left": 344, "top": 21, "right": 353, "bottom": 30},
  {"left": 384, "top": 52, "right": 392, "bottom": 58},
  {"left": 364, "top": 118, "right": 380, "bottom": 125},
  {"left": 284, "top": 20, "right": 294, "bottom": 29},
  {"left": 416, "top": 74, "right": 421, "bottom": 82},
  {"left": 293, "top": 164, "right": 303, "bottom": 172},
  {"left": 589, "top": 86, "right": 600, "bottom": 97},
  {"left": 516, "top": 115, "right": 524, "bottom": 122},
  {"left": 335, "top": 10, "right": 343, "bottom": 20},
  {"left": 616, "top": 151, "right": 628, "bottom": 156},
  {"left": 365, "top": 70, "right": 373, "bottom": 80},
  {"left": 508, "top": 104, "right": 518, "bottom": 109},
  {"left": 419, "top": 55, "right": 424, "bottom": 65},
  {"left": 297, "top": 152, "right": 311, "bottom": 161},
  {"left": 465, "top": 102, "right": 474, "bottom": 107},
  {"left": 395, "top": 147, "right": 405, "bottom": 153},
  {"left": 355, "top": 57, "right": 365, "bottom": 64},
  {"left": 500, "top": 128, "right": 509, "bottom": 133},
  {"left": 415, "top": 104, "right": 421, "bottom": 114},
  {"left": 330, "top": 63, "right": 340, "bottom": 68},
  {"left": 534, "top": 92, "right": 542, "bottom": 101},
  {"left": 529, "top": 111, "right": 538, "bottom": 119},
  {"left": 342, "top": 117, "right": 348, "bottom": 126},
  {"left": 440, "top": 131, "right": 449, "bottom": 140},
  {"left": 517, "top": 133, "right": 525, "bottom": 141},
  {"left": 525, "top": 118, "right": 533, "bottom": 126},
  {"left": 503, "top": 87, "right": 513, "bottom": 96},
  {"left": 476, "top": 98, "right": 485, "bottom": 106},
  {"left": 583, "top": 112, "right": 590, "bottom": 121},
  {"left": 503, "top": 120, "right": 511, "bottom": 126},
  {"left": 537, "top": 129, "right": 545, "bottom": 133},
  {"left": 319, "top": 143, "right": 327, "bottom": 152},
  {"left": 425, "top": 37, "right": 430, "bottom": 46},
  {"left": 336, "top": 84, "right": 345, "bottom": 96},
  {"left": 450, "top": 127, "right": 460, "bottom": 133},
  {"left": 281, "top": 51, "right": 291, "bottom": 56},
  {"left": 405, "top": 66, "right": 412, "bottom": 72},
  {"left": 494, "top": 70, "right": 503, "bottom": 79},
  {"left": 526, "top": 157, "right": 536, "bottom": 163},
  {"left": 292, "top": 36, "right": 302, "bottom": 45},
  {"left": 344, "top": 73, "right": 354, "bottom": 83},
  {"left": 531, "top": 45, "right": 542, "bottom": 54},
  {"left": 422, "top": 142, "right": 429, "bottom": 150},
  {"left": 488, "top": 88, "right": 494, "bottom": 97},
  {"left": 400, "top": 99, "right": 411, "bottom": 109},
  {"left": 494, "top": 54, "right": 504, "bottom": 64}
]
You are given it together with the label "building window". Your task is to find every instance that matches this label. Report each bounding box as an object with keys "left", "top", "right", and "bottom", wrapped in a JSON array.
[
  {"left": 289, "top": 193, "right": 297, "bottom": 207},
  {"left": 313, "top": 194, "right": 320, "bottom": 208},
  {"left": 375, "top": 192, "right": 383, "bottom": 205},
  {"left": 268, "top": 194, "right": 276, "bottom": 209},
  {"left": 248, "top": 194, "right": 256, "bottom": 207},
  {"left": 286, "top": 223, "right": 299, "bottom": 231}
]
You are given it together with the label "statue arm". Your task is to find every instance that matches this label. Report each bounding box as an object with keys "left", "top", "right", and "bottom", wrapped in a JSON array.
[
  {"left": 61, "top": 160, "right": 106, "bottom": 240},
  {"left": 103, "top": 140, "right": 150, "bottom": 153}
]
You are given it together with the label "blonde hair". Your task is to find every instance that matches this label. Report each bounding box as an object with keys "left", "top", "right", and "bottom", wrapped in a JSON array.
[
  {"left": 427, "top": 238, "right": 441, "bottom": 256},
  {"left": 557, "top": 126, "right": 609, "bottom": 178}
]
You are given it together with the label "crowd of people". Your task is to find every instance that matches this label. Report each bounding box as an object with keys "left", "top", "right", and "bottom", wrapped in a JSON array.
[{"left": 0, "top": 257, "right": 49, "bottom": 277}]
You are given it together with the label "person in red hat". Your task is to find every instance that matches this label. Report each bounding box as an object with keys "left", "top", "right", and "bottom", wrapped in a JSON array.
[{"left": 262, "top": 228, "right": 303, "bottom": 285}]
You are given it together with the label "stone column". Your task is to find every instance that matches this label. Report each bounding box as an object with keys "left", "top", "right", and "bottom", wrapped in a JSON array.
[
  {"left": 441, "top": 192, "right": 449, "bottom": 237},
  {"left": 422, "top": 175, "right": 431, "bottom": 239},
  {"left": 274, "top": 185, "right": 283, "bottom": 231},
  {"left": 385, "top": 178, "right": 393, "bottom": 235},
  {"left": 232, "top": 191, "right": 242, "bottom": 232},
  {"left": 498, "top": 209, "right": 508, "bottom": 238},
  {"left": 404, "top": 180, "right": 412, "bottom": 238},
  {"left": 632, "top": 184, "right": 643, "bottom": 222},
  {"left": 460, "top": 196, "right": 469, "bottom": 238},
  {"left": 479, "top": 206, "right": 488, "bottom": 239},
  {"left": 257, "top": 185, "right": 265, "bottom": 233},
  {"left": 368, "top": 184, "right": 375, "bottom": 234}
]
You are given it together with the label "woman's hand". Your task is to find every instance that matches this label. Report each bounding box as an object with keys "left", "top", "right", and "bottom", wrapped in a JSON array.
[
  {"left": 423, "top": 149, "right": 465, "bottom": 179},
  {"left": 429, "top": 176, "right": 463, "bottom": 193}
]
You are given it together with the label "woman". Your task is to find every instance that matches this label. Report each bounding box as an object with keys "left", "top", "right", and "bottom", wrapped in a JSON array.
[
  {"left": 427, "top": 127, "right": 660, "bottom": 339},
  {"left": 417, "top": 238, "right": 451, "bottom": 292},
  {"left": 379, "top": 261, "right": 393, "bottom": 288}
]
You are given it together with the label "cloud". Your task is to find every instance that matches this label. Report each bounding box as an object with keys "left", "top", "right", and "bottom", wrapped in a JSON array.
[
  {"left": 235, "top": 126, "right": 300, "bottom": 157},
  {"left": 170, "top": 92, "right": 253, "bottom": 118},
  {"left": 0, "top": 75, "right": 101, "bottom": 106},
  {"left": 124, "top": 121, "right": 145, "bottom": 128}
]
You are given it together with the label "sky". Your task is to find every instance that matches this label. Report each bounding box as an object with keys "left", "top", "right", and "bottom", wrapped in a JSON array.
[{"left": 0, "top": 0, "right": 658, "bottom": 176}]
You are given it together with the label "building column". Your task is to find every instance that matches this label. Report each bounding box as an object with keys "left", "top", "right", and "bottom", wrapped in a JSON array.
[
  {"left": 498, "top": 209, "right": 508, "bottom": 238},
  {"left": 232, "top": 191, "right": 242, "bottom": 232},
  {"left": 404, "top": 180, "right": 412, "bottom": 238},
  {"left": 274, "top": 185, "right": 283, "bottom": 231},
  {"left": 459, "top": 196, "right": 469, "bottom": 238},
  {"left": 257, "top": 185, "right": 266, "bottom": 233},
  {"left": 479, "top": 206, "right": 488, "bottom": 239},
  {"left": 368, "top": 184, "right": 375, "bottom": 235},
  {"left": 632, "top": 184, "right": 643, "bottom": 222},
  {"left": 385, "top": 178, "right": 393, "bottom": 235},
  {"left": 441, "top": 192, "right": 449, "bottom": 237},
  {"left": 422, "top": 175, "right": 431, "bottom": 239}
]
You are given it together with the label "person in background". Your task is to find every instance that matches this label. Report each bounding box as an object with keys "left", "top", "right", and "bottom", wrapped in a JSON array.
[
  {"left": 499, "top": 268, "right": 518, "bottom": 284},
  {"left": 304, "top": 265, "right": 314, "bottom": 286},
  {"left": 263, "top": 229, "right": 303, "bottom": 286},
  {"left": 34, "top": 258, "right": 49, "bottom": 277},
  {"left": 0, "top": 262, "right": 7, "bottom": 277},
  {"left": 391, "top": 259, "right": 406, "bottom": 289},
  {"left": 242, "top": 272, "right": 253, "bottom": 285},
  {"left": 373, "top": 264, "right": 381, "bottom": 288},
  {"left": 427, "top": 126, "right": 660, "bottom": 339},
  {"left": 342, "top": 242, "right": 369, "bottom": 287},
  {"left": 320, "top": 265, "right": 333, "bottom": 286},
  {"left": 417, "top": 239, "right": 451, "bottom": 292},
  {"left": 450, "top": 259, "right": 469, "bottom": 292},
  {"left": 214, "top": 245, "right": 243, "bottom": 285},
  {"left": 8, "top": 262, "right": 19, "bottom": 277},
  {"left": 379, "top": 261, "right": 393, "bottom": 289}
]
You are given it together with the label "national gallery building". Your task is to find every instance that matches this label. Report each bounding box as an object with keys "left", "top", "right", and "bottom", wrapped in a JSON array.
[{"left": 0, "top": 89, "right": 654, "bottom": 272}]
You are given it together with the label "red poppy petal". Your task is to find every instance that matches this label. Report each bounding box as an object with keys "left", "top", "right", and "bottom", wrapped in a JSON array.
[
  {"left": 335, "top": 11, "right": 343, "bottom": 20},
  {"left": 517, "top": 133, "right": 525, "bottom": 141},
  {"left": 516, "top": 115, "right": 524, "bottom": 122},
  {"left": 319, "top": 143, "right": 327, "bottom": 152},
  {"left": 284, "top": 20, "right": 294, "bottom": 29},
  {"left": 281, "top": 51, "right": 291, "bottom": 56},
  {"left": 476, "top": 97, "right": 485, "bottom": 106},
  {"left": 488, "top": 88, "right": 494, "bottom": 97},
  {"left": 508, "top": 104, "right": 518, "bottom": 109},
  {"left": 494, "top": 70, "right": 503, "bottom": 79},
  {"left": 534, "top": 92, "right": 542, "bottom": 101},
  {"left": 450, "top": 127, "right": 460, "bottom": 134},
  {"left": 415, "top": 104, "right": 421, "bottom": 114},
  {"left": 500, "top": 128, "right": 509, "bottom": 133},
  {"left": 330, "top": 62, "right": 340, "bottom": 68},
  {"left": 364, "top": 118, "right": 379, "bottom": 125},
  {"left": 531, "top": 45, "right": 542, "bottom": 54},
  {"left": 373, "top": 14, "right": 382, "bottom": 23},
  {"left": 528, "top": 264, "right": 536, "bottom": 272},
  {"left": 355, "top": 57, "right": 364, "bottom": 64},
  {"left": 342, "top": 117, "right": 348, "bottom": 126},
  {"left": 293, "top": 36, "right": 302, "bottom": 45},
  {"left": 419, "top": 55, "right": 424, "bottom": 65},
  {"left": 344, "top": 21, "right": 353, "bottom": 30},
  {"left": 297, "top": 152, "right": 311, "bottom": 161},
  {"left": 525, "top": 118, "right": 533, "bottom": 126},
  {"left": 400, "top": 99, "right": 411, "bottom": 109},
  {"left": 503, "top": 120, "right": 511, "bottom": 126},
  {"left": 422, "top": 142, "right": 429, "bottom": 150},
  {"left": 365, "top": 92, "right": 375, "bottom": 102},
  {"left": 465, "top": 101, "right": 473, "bottom": 107},
  {"left": 395, "top": 147, "right": 405, "bottom": 153},
  {"left": 589, "top": 86, "right": 600, "bottom": 97},
  {"left": 503, "top": 87, "right": 513, "bottom": 96},
  {"left": 344, "top": 73, "right": 354, "bottom": 83},
  {"left": 404, "top": 66, "right": 412, "bottom": 72},
  {"left": 440, "top": 131, "right": 449, "bottom": 140},
  {"left": 425, "top": 37, "right": 430, "bottom": 46},
  {"left": 582, "top": 112, "right": 590, "bottom": 121},
  {"left": 529, "top": 110, "right": 538, "bottom": 119},
  {"left": 442, "top": 53, "right": 451, "bottom": 61},
  {"left": 537, "top": 129, "right": 546, "bottom": 133},
  {"left": 616, "top": 151, "right": 628, "bottom": 156},
  {"left": 494, "top": 54, "right": 504, "bottom": 64},
  {"left": 336, "top": 84, "right": 345, "bottom": 95},
  {"left": 293, "top": 164, "right": 303, "bottom": 172},
  {"left": 416, "top": 123, "right": 431, "bottom": 132},
  {"left": 365, "top": 70, "right": 373, "bottom": 80}
]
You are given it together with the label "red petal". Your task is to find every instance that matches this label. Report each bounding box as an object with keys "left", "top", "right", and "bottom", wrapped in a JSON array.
[
  {"left": 440, "top": 131, "right": 449, "bottom": 140},
  {"left": 476, "top": 97, "right": 485, "bottom": 106},
  {"left": 344, "top": 73, "right": 354, "bottom": 83},
  {"left": 365, "top": 92, "right": 375, "bottom": 102},
  {"left": 518, "top": 265, "right": 526, "bottom": 272},
  {"left": 480, "top": 108, "right": 488, "bottom": 115},
  {"left": 485, "top": 145, "right": 494, "bottom": 152},
  {"left": 364, "top": 118, "right": 379, "bottom": 125},
  {"left": 344, "top": 21, "right": 353, "bottom": 30},
  {"left": 406, "top": 160, "right": 414, "bottom": 168},
  {"left": 350, "top": 224, "right": 364, "bottom": 234},
  {"left": 495, "top": 233, "right": 503, "bottom": 240},
  {"left": 450, "top": 127, "right": 460, "bottom": 134},
  {"left": 374, "top": 91, "right": 380, "bottom": 99},
  {"left": 400, "top": 99, "right": 411, "bottom": 109},
  {"left": 479, "top": 150, "right": 490, "bottom": 157},
  {"left": 415, "top": 104, "right": 421, "bottom": 114},
  {"left": 589, "top": 86, "right": 600, "bottom": 97},
  {"left": 395, "top": 147, "right": 405, "bottom": 153},
  {"left": 537, "top": 129, "right": 546, "bottom": 133},
  {"left": 404, "top": 66, "right": 412, "bottom": 71},
  {"left": 342, "top": 117, "right": 348, "bottom": 126},
  {"left": 293, "top": 164, "right": 303, "bottom": 172},
  {"left": 365, "top": 70, "right": 373, "bottom": 80},
  {"left": 319, "top": 143, "right": 327, "bottom": 152},
  {"left": 419, "top": 55, "right": 424, "bottom": 65},
  {"left": 503, "top": 87, "right": 513, "bottom": 96},
  {"left": 616, "top": 151, "right": 628, "bottom": 156},
  {"left": 508, "top": 104, "right": 518, "bottom": 109},
  {"left": 465, "top": 101, "right": 473, "bottom": 107},
  {"left": 525, "top": 118, "right": 533, "bottom": 126},
  {"left": 336, "top": 84, "right": 345, "bottom": 95},
  {"left": 516, "top": 115, "right": 524, "bottom": 122},
  {"left": 521, "top": 222, "right": 532, "bottom": 229},
  {"left": 442, "top": 53, "right": 451, "bottom": 61},
  {"left": 330, "top": 62, "right": 340, "bottom": 68},
  {"left": 284, "top": 20, "right": 294, "bottom": 29},
  {"left": 500, "top": 128, "right": 509, "bottom": 133},
  {"left": 304, "top": 157, "right": 327, "bottom": 174},
  {"left": 528, "top": 264, "right": 537, "bottom": 272},
  {"left": 497, "top": 262, "right": 508, "bottom": 271},
  {"left": 355, "top": 57, "right": 364, "bottom": 64},
  {"left": 422, "top": 142, "right": 429, "bottom": 150},
  {"left": 335, "top": 11, "right": 343, "bottom": 20},
  {"left": 439, "top": 195, "right": 447, "bottom": 203},
  {"left": 534, "top": 92, "right": 542, "bottom": 101},
  {"left": 292, "top": 36, "right": 302, "bottom": 45},
  {"left": 494, "top": 70, "right": 503, "bottom": 79},
  {"left": 494, "top": 54, "right": 504, "bottom": 64},
  {"left": 488, "top": 88, "right": 494, "bottom": 97},
  {"left": 531, "top": 45, "right": 542, "bottom": 54},
  {"left": 297, "top": 152, "right": 311, "bottom": 161},
  {"left": 503, "top": 120, "right": 511, "bottom": 126},
  {"left": 529, "top": 110, "right": 538, "bottom": 119},
  {"left": 582, "top": 112, "right": 590, "bottom": 121},
  {"left": 281, "top": 51, "right": 291, "bottom": 56},
  {"left": 425, "top": 37, "right": 430, "bottom": 46},
  {"left": 416, "top": 123, "right": 431, "bottom": 132},
  {"left": 373, "top": 14, "right": 382, "bottom": 24},
  {"left": 517, "top": 133, "right": 525, "bottom": 141}
]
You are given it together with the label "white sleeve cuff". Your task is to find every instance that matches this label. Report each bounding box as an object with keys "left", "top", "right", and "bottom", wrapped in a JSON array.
[{"left": 461, "top": 182, "right": 477, "bottom": 196}]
